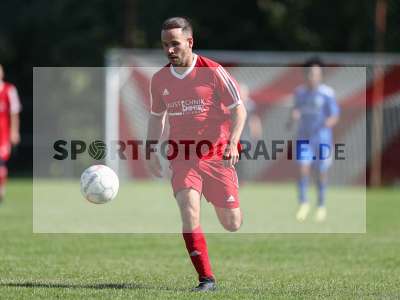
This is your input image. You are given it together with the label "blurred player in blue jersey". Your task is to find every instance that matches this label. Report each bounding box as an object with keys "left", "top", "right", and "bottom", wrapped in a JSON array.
[{"left": 287, "top": 58, "right": 339, "bottom": 222}]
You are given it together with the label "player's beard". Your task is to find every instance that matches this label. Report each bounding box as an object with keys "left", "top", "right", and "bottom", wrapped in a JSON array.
[
  {"left": 169, "top": 56, "right": 181, "bottom": 66},
  {"left": 170, "top": 50, "right": 191, "bottom": 67}
]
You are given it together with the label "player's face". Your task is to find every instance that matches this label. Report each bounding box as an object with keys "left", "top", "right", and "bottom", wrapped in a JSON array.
[
  {"left": 305, "top": 65, "right": 322, "bottom": 89},
  {"left": 161, "top": 28, "right": 193, "bottom": 67}
]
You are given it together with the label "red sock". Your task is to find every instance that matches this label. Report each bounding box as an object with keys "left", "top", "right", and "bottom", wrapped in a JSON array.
[
  {"left": 182, "top": 226, "right": 214, "bottom": 281},
  {"left": 0, "top": 166, "right": 7, "bottom": 197},
  {"left": 0, "top": 166, "right": 7, "bottom": 183}
]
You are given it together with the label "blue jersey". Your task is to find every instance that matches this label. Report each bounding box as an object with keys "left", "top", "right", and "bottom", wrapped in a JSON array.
[{"left": 294, "top": 84, "right": 339, "bottom": 142}]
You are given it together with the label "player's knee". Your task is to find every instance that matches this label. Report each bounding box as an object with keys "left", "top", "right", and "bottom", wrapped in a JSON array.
[
  {"left": 318, "top": 171, "right": 328, "bottom": 182},
  {"left": 223, "top": 217, "right": 242, "bottom": 232}
]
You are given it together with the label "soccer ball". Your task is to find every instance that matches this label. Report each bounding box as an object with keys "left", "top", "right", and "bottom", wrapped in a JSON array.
[{"left": 80, "top": 165, "right": 119, "bottom": 204}]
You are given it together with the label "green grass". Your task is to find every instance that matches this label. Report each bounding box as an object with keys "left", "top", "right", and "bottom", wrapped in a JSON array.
[
  {"left": 33, "top": 180, "right": 365, "bottom": 233},
  {"left": 1, "top": 179, "right": 399, "bottom": 299}
]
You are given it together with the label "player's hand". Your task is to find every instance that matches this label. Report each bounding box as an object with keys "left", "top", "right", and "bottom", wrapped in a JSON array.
[
  {"left": 223, "top": 142, "right": 240, "bottom": 168},
  {"left": 147, "top": 155, "right": 163, "bottom": 177},
  {"left": 10, "top": 131, "right": 20, "bottom": 146}
]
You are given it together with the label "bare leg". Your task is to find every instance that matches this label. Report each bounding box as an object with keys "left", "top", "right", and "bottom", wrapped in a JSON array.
[
  {"left": 214, "top": 206, "right": 242, "bottom": 232},
  {"left": 175, "top": 188, "right": 201, "bottom": 232}
]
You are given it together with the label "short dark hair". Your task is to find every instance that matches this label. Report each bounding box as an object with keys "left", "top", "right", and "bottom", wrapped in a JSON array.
[
  {"left": 304, "top": 56, "right": 324, "bottom": 70},
  {"left": 161, "top": 17, "right": 193, "bottom": 36}
]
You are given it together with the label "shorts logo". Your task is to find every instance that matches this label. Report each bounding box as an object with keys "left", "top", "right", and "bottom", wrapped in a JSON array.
[
  {"left": 162, "top": 88, "right": 170, "bottom": 96},
  {"left": 226, "top": 195, "right": 235, "bottom": 202}
]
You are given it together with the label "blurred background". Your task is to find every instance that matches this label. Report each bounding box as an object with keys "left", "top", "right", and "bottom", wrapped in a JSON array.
[
  {"left": 2, "top": 0, "right": 400, "bottom": 186},
  {"left": 2, "top": 2, "right": 400, "bottom": 296}
]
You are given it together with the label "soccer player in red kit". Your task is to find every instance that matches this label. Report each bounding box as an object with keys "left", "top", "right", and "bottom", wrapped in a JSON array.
[
  {"left": 146, "top": 17, "right": 247, "bottom": 291},
  {"left": 0, "top": 64, "right": 21, "bottom": 203}
]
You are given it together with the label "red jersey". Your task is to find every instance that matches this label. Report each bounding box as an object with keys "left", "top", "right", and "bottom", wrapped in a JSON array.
[
  {"left": 150, "top": 54, "right": 242, "bottom": 159},
  {"left": 0, "top": 82, "right": 21, "bottom": 160}
]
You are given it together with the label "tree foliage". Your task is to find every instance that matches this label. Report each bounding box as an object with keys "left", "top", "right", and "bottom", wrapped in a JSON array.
[{"left": 0, "top": 0, "right": 398, "bottom": 173}]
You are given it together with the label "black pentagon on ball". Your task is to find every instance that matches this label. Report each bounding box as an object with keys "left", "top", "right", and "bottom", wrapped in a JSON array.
[{"left": 88, "top": 140, "right": 107, "bottom": 160}]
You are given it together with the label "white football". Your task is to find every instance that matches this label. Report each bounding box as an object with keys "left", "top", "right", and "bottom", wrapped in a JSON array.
[{"left": 80, "top": 165, "right": 119, "bottom": 204}]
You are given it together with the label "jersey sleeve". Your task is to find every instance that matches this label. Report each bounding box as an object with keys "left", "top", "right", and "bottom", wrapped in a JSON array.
[
  {"left": 8, "top": 85, "right": 22, "bottom": 114},
  {"left": 150, "top": 76, "right": 166, "bottom": 116},
  {"left": 326, "top": 91, "right": 340, "bottom": 117},
  {"left": 214, "top": 66, "right": 242, "bottom": 109}
]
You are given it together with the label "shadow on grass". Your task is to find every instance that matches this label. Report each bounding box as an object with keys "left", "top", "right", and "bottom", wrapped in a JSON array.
[{"left": 0, "top": 282, "right": 189, "bottom": 292}]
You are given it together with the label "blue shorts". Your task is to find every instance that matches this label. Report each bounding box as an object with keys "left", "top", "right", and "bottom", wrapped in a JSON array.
[{"left": 296, "top": 139, "right": 333, "bottom": 172}]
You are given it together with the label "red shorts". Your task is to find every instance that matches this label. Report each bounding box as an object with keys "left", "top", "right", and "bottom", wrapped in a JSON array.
[{"left": 170, "top": 159, "right": 240, "bottom": 209}]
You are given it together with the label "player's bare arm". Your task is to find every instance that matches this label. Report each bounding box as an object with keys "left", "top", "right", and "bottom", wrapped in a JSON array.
[
  {"left": 225, "top": 104, "right": 247, "bottom": 167},
  {"left": 10, "top": 113, "right": 20, "bottom": 145},
  {"left": 325, "top": 115, "right": 339, "bottom": 128},
  {"left": 146, "top": 113, "right": 166, "bottom": 177},
  {"left": 286, "top": 107, "right": 300, "bottom": 130}
]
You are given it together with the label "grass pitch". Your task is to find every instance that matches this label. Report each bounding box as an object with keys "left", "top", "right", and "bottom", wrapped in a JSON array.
[{"left": 0, "top": 179, "right": 399, "bottom": 299}]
